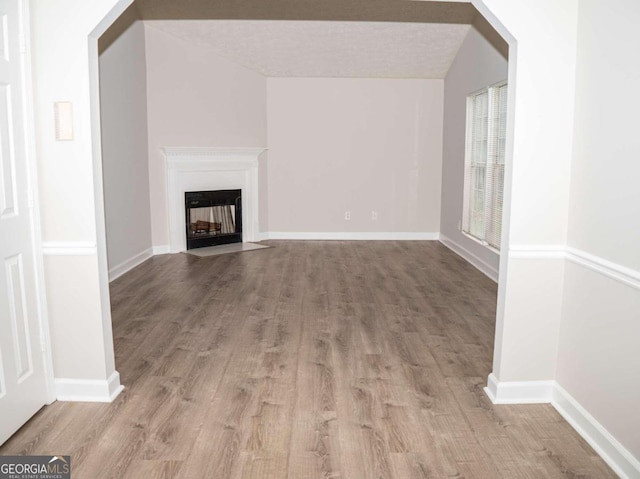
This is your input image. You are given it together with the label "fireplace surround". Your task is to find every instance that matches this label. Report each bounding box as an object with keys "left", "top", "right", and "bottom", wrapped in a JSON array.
[{"left": 163, "top": 147, "right": 265, "bottom": 253}]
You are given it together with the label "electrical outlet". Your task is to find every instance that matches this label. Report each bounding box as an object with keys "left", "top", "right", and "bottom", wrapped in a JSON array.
[
  {"left": 371, "top": 211, "right": 378, "bottom": 220},
  {"left": 344, "top": 211, "right": 351, "bottom": 220}
]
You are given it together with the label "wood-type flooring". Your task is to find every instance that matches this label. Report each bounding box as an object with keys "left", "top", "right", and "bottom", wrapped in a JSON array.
[{"left": 0, "top": 241, "right": 617, "bottom": 478}]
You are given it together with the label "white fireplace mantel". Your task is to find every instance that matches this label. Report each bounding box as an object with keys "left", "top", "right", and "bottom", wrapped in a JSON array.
[{"left": 163, "top": 147, "right": 266, "bottom": 253}]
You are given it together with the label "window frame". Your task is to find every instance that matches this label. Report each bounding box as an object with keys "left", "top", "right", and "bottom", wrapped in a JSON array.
[{"left": 461, "top": 80, "right": 508, "bottom": 251}]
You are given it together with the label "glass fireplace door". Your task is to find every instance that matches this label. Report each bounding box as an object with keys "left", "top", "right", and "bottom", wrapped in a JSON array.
[{"left": 185, "top": 189, "right": 242, "bottom": 249}]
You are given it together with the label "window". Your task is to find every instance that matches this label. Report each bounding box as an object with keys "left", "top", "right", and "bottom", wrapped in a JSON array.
[{"left": 462, "top": 81, "right": 508, "bottom": 250}]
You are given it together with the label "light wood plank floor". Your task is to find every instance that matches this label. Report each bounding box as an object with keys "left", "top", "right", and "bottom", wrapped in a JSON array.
[{"left": 1, "top": 241, "right": 616, "bottom": 478}]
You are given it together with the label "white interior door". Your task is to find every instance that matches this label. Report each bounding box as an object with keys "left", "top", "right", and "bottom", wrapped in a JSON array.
[{"left": 0, "top": 0, "right": 51, "bottom": 445}]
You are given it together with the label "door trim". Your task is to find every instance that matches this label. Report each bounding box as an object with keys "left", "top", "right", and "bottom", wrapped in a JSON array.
[{"left": 18, "top": 0, "right": 56, "bottom": 404}]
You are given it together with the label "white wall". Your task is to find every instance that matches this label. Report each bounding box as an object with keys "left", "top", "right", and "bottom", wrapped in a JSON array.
[
  {"left": 475, "top": 0, "right": 579, "bottom": 386},
  {"left": 557, "top": 0, "right": 640, "bottom": 461},
  {"left": 440, "top": 24, "right": 507, "bottom": 279},
  {"left": 99, "top": 19, "right": 152, "bottom": 275},
  {"left": 266, "top": 77, "right": 443, "bottom": 235},
  {"left": 144, "top": 25, "right": 267, "bottom": 249},
  {"left": 565, "top": 0, "right": 640, "bottom": 272},
  {"left": 476, "top": 0, "right": 640, "bottom": 473}
]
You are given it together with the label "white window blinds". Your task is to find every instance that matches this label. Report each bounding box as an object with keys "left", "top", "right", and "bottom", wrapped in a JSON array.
[{"left": 462, "top": 82, "right": 508, "bottom": 250}]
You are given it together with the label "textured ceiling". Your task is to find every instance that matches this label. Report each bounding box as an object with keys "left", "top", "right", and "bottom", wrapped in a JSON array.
[{"left": 146, "top": 20, "right": 472, "bottom": 78}]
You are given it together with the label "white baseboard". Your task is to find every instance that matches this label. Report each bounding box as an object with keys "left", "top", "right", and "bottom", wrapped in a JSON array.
[
  {"left": 152, "top": 245, "right": 170, "bottom": 255},
  {"left": 157, "top": 233, "right": 439, "bottom": 249},
  {"left": 484, "top": 373, "right": 554, "bottom": 404},
  {"left": 485, "top": 374, "right": 640, "bottom": 478},
  {"left": 55, "top": 371, "right": 124, "bottom": 403},
  {"left": 552, "top": 384, "right": 640, "bottom": 479},
  {"left": 439, "top": 234, "right": 499, "bottom": 282},
  {"left": 263, "top": 232, "right": 440, "bottom": 241},
  {"left": 108, "top": 247, "right": 153, "bottom": 282}
]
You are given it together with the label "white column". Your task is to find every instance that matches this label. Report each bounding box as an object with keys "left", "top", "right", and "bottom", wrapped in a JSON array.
[
  {"left": 30, "top": 0, "right": 133, "bottom": 401},
  {"left": 473, "top": 0, "right": 580, "bottom": 397}
]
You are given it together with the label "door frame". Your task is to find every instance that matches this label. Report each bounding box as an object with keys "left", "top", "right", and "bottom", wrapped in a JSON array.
[{"left": 18, "top": 0, "right": 56, "bottom": 405}]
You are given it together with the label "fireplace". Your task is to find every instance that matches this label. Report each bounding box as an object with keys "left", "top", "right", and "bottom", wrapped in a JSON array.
[
  {"left": 185, "top": 189, "right": 242, "bottom": 249},
  {"left": 163, "top": 147, "right": 264, "bottom": 253}
]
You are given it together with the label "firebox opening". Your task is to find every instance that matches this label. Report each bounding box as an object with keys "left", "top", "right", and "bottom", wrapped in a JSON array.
[{"left": 185, "top": 189, "right": 242, "bottom": 250}]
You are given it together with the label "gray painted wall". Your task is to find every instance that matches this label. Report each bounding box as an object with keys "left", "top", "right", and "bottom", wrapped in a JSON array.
[
  {"left": 267, "top": 77, "right": 444, "bottom": 235},
  {"left": 99, "top": 20, "right": 152, "bottom": 272},
  {"left": 440, "top": 24, "right": 508, "bottom": 279}
]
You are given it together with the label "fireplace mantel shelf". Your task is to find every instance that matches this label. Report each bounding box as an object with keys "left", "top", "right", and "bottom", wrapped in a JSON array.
[{"left": 162, "top": 147, "right": 267, "bottom": 158}]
